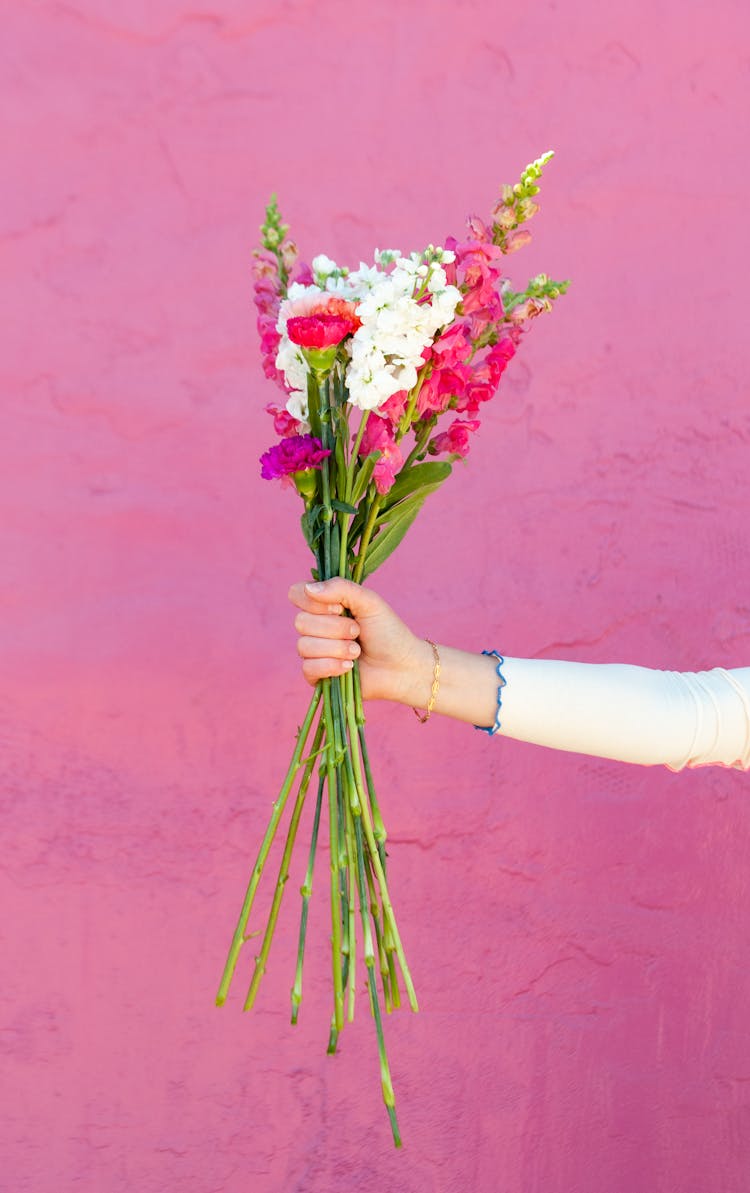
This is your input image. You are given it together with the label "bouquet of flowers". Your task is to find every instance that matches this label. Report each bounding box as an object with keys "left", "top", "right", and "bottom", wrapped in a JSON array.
[{"left": 216, "top": 152, "right": 568, "bottom": 1146}]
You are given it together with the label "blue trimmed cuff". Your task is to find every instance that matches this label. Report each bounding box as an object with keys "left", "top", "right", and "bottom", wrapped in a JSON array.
[{"left": 475, "top": 650, "right": 506, "bottom": 736}]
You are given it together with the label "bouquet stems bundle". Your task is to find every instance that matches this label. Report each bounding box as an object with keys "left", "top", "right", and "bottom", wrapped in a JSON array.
[{"left": 216, "top": 153, "right": 568, "bottom": 1146}]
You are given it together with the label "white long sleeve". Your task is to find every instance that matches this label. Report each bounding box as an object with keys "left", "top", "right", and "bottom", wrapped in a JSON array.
[{"left": 497, "top": 660, "right": 750, "bottom": 771}]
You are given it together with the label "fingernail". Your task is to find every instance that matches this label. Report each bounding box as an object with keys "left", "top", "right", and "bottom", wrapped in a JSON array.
[
  {"left": 306, "top": 582, "right": 324, "bottom": 593},
  {"left": 342, "top": 660, "right": 354, "bottom": 671},
  {"left": 328, "top": 603, "right": 343, "bottom": 614}
]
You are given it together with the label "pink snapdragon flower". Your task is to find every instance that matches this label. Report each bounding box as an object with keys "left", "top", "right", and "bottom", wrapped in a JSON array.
[
  {"left": 416, "top": 364, "right": 472, "bottom": 417},
  {"left": 289, "top": 260, "right": 314, "bottom": 287},
  {"left": 378, "top": 390, "right": 409, "bottom": 428},
  {"left": 252, "top": 252, "right": 285, "bottom": 388},
  {"left": 429, "top": 323, "right": 473, "bottom": 369},
  {"left": 429, "top": 418, "right": 481, "bottom": 459},
  {"left": 265, "top": 402, "right": 303, "bottom": 438},
  {"left": 502, "top": 229, "right": 533, "bottom": 254},
  {"left": 455, "top": 336, "right": 517, "bottom": 415},
  {"left": 358, "top": 415, "right": 403, "bottom": 495},
  {"left": 466, "top": 214, "right": 491, "bottom": 242},
  {"left": 445, "top": 235, "right": 505, "bottom": 335},
  {"left": 416, "top": 324, "right": 473, "bottom": 416},
  {"left": 508, "top": 296, "right": 553, "bottom": 324},
  {"left": 260, "top": 434, "right": 330, "bottom": 482}
]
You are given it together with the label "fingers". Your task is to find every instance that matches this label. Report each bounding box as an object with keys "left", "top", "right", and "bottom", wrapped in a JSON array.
[
  {"left": 300, "top": 655, "right": 355, "bottom": 685},
  {"left": 297, "top": 633, "right": 361, "bottom": 662},
  {"left": 288, "top": 578, "right": 385, "bottom": 620},
  {"left": 293, "top": 610, "right": 360, "bottom": 642},
  {"left": 287, "top": 578, "right": 389, "bottom": 689},
  {"left": 288, "top": 582, "right": 344, "bottom": 616}
]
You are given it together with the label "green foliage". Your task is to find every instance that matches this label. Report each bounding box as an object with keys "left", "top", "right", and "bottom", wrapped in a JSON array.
[
  {"left": 503, "top": 273, "right": 571, "bottom": 316},
  {"left": 351, "top": 453, "right": 380, "bottom": 505},
  {"left": 360, "top": 496, "right": 427, "bottom": 580},
  {"left": 300, "top": 503, "right": 325, "bottom": 553},
  {"left": 378, "top": 461, "right": 452, "bottom": 516},
  {"left": 331, "top": 499, "right": 358, "bottom": 516}
]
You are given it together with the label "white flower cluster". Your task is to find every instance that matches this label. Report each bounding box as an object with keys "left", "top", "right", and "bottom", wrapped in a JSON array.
[
  {"left": 346, "top": 250, "right": 459, "bottom": 411},
  {"left": 275, "top": 248, "right": 460, "bottom": 420}
]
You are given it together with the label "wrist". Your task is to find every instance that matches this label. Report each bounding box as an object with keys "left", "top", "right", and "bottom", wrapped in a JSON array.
[{"left": 391, "top": 636, "right": 438, "bottom": 710}]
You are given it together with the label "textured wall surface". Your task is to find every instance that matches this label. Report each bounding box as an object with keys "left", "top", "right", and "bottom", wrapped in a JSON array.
[{"left": 2, "top": 2, "right": 749, "bottom": 1190}]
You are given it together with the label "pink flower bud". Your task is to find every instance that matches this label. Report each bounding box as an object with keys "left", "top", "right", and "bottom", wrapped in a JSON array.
[{"left": 504, "top": 229, "right": 533, "bottom": 254}]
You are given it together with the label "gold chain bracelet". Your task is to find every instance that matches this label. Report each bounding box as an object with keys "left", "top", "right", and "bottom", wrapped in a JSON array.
[{"left": 413, "top": 638, "right": 440, "bottom": 723}]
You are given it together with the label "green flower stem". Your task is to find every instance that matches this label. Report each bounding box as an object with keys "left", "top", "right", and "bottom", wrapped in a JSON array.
[
  {"left": 318, "top": 379, "right": 334, "bottom": 580},
  {"left": 400, "top": 416, "right": 437, "bottom": 473},
  {"left": 306, "top": 371, "right": 322, "bottom": 440},
  {"left": 354, "top": 815, "right": 401, "bottom": 1148},
  {"left": 323, "top": 677, "right": 345, "bottom": 1033},
  {"left": 243, "top": 712, "right": 327, "bottom": 1011},
  {"left": 352, "top": 494, "right": 383, "bottom": 583},
  {"left": 396, "top": 364, "right": 430, "bottom": 442},
  {"left": 330, "top": 682, "right": 353, "bottom": 1001},
  {"left": 367, "top": 967, "right": 402, "bottom": 1149},
  {"left": 326, "top": 1015, "right": 339, "bottom": 1055},
  {"left": 215, "top": 686, "right": 323, "bottom": 1006},
  {"left": 363, "top": 844, "right": 392, "bottom": 1012},
  {"left": 290, "top": 768, "right": 325, "bottom": 1025},
  {"left": 343, "top": 660, "right": 416, "bottom": 1013},
  {"left": 336, "top": 406, "right": 370, "bottom": 576},
  {"left": 347, "top": 411, "right": 371, "bottom": 502},
  {"left": 356, "top": 771, "right": 418, "bottom": 1013},
  {"left": 343, "top": 787, "right": 358, "bottom": 1022},
  {"left": 351, "top": 667, "right": 387, "bottom": 869},
  {"left": 341, "top": 675, "right": 369, "bottom": 814},
  {"left": 335, "top": 767, "right": 351, "bottom": 995},
  {"left": 332, "top": 677, "right": 361, "bottom": 1013},
  {"left": 353, "top": 818, "right": 376, "bottom": 968},
  {"left": 338, "top": 519, "right": 351, "bottom": 580},
  {"left": 382, "top": 912, "right": 402, "bottom": 1011},
  {"left": 331, "top": 383, "right": 349, "bottom": 506}
]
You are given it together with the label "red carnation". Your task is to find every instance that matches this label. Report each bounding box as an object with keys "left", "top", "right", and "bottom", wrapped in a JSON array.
[{"left": 287, "top": 314, "right": 356, "bottom": 349}]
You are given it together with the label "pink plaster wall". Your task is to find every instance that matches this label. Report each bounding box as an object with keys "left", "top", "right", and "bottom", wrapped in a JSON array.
[{"left": 2, "top": 3, "right": 749, "bottom": 1190}]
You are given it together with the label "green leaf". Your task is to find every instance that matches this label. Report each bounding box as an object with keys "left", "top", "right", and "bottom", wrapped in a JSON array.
[
  {"left": 378, "top": 461, "right": 452, "bottom": 518},
  {"left": 360, "top": 497, "right": 427, "bottom": 580},
  {"left": 350, "top": 452, "right": 380, "bottom": 505},
  {"left": 300, "top": 510, "right": 315, "bottom": 551},
  {"left": 300, "top": 503, "right": 327, "bottom": 552},
  {"left": 331, "top": 499, "right": 358, "bottom": 516}
]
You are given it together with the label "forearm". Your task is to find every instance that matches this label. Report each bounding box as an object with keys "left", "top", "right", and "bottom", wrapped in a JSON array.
[{"left": 403, "top": 643, "right": 750, "bottom": 771}]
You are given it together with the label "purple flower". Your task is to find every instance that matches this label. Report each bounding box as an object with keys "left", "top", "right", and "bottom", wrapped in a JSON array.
[{"left": 259, "top": 434, "right": 331, "bottom": 481}]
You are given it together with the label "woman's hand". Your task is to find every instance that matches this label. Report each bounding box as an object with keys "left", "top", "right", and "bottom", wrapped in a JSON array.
[{"left": 288, "top": 578, "right": 434, "bottom": 707}]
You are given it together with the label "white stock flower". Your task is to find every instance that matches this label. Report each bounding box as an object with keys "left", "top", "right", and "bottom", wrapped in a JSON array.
[
  {"left": 285, "top": 282, "right": 325, "bottom": 306},
  {"left": 340, "top": 263, "right": 383, "bottom": 296},
  {"left": 276, "top": 338, "right": 309, "bottom": 395},
  {"left": 274, "top": 244, "right": 461, "bottom": 414},
  {"left": 374, "top": 248, "right": 401, "bottom": 266},
  {"left": 426, "top": 264, "right": 447, "bottom": 291},
  {"left": 430, "top": 285, "right": 461, "bottom": 326},
  {"left": 285, "top": 389, "right": 309, "bottom": 424},
  {"left": 311, "top": 254, "right": 340, "bottom": 278},
  {"left": 344, "top": 253, "right": 460, "bottom": 411}
]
